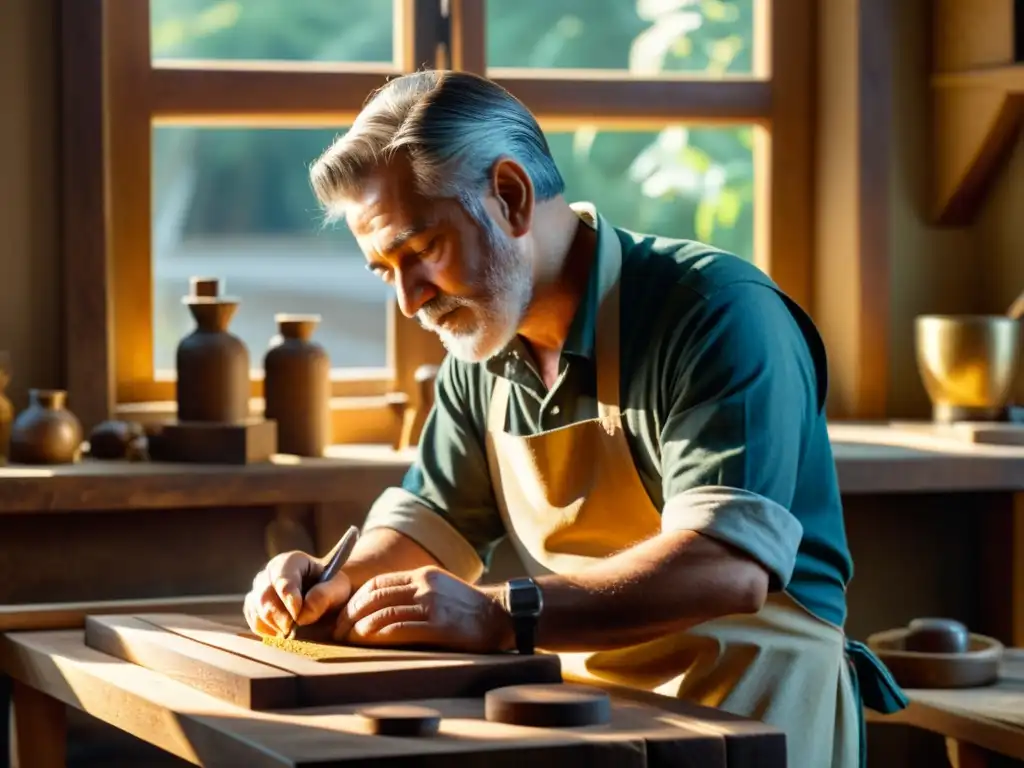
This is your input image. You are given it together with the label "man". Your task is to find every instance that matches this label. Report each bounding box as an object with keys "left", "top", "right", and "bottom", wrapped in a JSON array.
[{"left": 244, "top": 70, "right": 905, "bottom": 766}]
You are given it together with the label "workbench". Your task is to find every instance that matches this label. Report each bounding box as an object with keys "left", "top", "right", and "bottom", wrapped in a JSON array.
[
  {"left": 868, "top": 649, "right": 1024, "bottom": 767},
  {"left": 1, "top": 612, "right": 785, "bottom": 767}
]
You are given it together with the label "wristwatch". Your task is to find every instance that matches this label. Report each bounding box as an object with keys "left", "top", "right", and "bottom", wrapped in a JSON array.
[{"left": 503, "top": 577, "right": 543, "bottom": 654}]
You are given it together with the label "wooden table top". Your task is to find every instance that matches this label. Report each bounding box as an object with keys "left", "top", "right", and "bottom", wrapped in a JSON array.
[
  {"left": 868, "top": 650, "right": 1024, "bottom": 760},
  {"left": 0, "top": 614, "right": 785, "bottom": 767}
]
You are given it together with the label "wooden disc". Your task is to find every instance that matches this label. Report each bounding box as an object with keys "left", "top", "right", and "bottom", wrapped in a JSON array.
[
  {"left": 484, "top": 684, "right": 611, "bottom": 728},
  {"left": 357, "top": 705, "right": 442, "bottom": 737}
]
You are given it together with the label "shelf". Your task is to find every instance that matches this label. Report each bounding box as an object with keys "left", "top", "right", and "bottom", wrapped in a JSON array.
[
  {"left": 0, "top": 444, "right": 415, "bottom": 513},
  {"left": 932, "top": 64, "right": 1024, "bottom": 225},
  {"left": 1, "top": 426, "right": 1022, "bottom": 514}
]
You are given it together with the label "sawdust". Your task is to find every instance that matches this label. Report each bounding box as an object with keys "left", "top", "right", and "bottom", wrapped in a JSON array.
[
  {"left": 261, "top": 634, "right": 430, "bottom": 662},
  {"left": 262, "top": 634, "right": 369, "bottom": 661}
]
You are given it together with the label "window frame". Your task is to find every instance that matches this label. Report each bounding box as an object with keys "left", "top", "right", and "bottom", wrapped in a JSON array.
[{"left": 65, "top": 0, "right": 815, "bottom": 441}]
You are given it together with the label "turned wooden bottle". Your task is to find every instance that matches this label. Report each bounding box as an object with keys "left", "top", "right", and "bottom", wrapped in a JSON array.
[
  {"left": 176, "top": 277, "right": 249, "bottom": 423},
  {"left": 8, "top": 389, "right": 83, "bottom": 464},
  {"left": 264, "top": 314, "right": 331, "bottom": 456}
]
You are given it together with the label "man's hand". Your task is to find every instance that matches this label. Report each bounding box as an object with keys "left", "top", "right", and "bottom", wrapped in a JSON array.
[
  {"left": 243, "top": 550, "right": 353, "bottom": 637},
  {"left": 335, "top": 566, "right": 511, "bottom": 654}
]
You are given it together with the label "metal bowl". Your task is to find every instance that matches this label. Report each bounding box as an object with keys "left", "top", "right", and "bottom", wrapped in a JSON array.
[{"left": 915, "top": 315, "right": 1021, "bottom": 423}]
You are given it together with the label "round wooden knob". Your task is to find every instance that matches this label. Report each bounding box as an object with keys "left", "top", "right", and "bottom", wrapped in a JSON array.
[
  {"left": 905, "top": 618, "right": 969, "bottom": 654},
  {"left": 357, "top": 704, "right": 442, "bottom": 737},
  {"left": 484, "top": 684, "right": 611, "bottom": 728}
]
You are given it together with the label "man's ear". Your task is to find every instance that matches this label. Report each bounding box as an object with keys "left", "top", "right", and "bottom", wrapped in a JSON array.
[{"left": 489, "top": 158, "right": 534, "bottom": 237}]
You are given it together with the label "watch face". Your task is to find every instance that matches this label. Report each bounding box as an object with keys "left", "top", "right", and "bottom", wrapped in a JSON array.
[{"left": 508, "top": 578, "right": 542, "bottom": 616}]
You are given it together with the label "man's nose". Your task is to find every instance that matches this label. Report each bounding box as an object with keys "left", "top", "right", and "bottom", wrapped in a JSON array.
[{"left": 395, "top": 267, "right": 437, "bottom": 318}]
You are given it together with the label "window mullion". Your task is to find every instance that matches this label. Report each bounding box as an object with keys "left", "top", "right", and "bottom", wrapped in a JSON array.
[
  {"left": 396, "top": 0, "right": 449, "bottom": 72},
  {"left": 448, "top": 0, "right": 486, "bottom": 74}
]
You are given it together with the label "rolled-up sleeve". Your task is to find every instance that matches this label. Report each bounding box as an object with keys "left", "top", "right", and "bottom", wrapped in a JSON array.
[
  {"left": 660, "top": 281, "right": 819, "bottom": 590},
  {"left": 362, "top": 356, "right": 504, "bottom": 583}
]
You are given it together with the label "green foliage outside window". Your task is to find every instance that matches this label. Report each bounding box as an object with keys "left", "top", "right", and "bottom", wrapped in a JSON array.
[{"left": 150, "top": 0, "right": 756, "bottom": 259}]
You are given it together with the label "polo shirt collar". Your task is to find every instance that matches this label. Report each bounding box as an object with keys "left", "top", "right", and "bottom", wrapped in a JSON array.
[{"left": 485, "top": 201, "right": 620, "bottom": 376}]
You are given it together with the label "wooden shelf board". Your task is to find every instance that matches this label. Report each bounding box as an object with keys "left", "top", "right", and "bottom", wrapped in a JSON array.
[
  {"left": 0, "top": 426, "right": 1022, "bottom": 514},
  {"left": 0, "top": 445, "right": 415, "bottom": 513}
]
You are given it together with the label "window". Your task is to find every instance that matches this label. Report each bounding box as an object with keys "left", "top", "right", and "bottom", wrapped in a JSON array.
[{"left": 88, "top": 0, "right": 813, "bottom": 444}]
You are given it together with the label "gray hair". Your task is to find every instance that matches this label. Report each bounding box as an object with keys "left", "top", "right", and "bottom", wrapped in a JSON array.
[{"left": 309, "top": 70, "right": 565, "bottom": 223}]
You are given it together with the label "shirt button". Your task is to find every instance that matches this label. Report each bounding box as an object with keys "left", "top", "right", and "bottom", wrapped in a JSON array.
[{"left": 551, "top": 405, "right": 560, "bottom": 415}]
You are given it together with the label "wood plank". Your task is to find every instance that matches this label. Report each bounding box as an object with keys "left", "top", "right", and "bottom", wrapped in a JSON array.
[
  {"left": 559, "top": 668, "right": 786, "bottom": 768},
  {"left": 0, "top": 594, "right": 243, "bottom": 632},
  {"left": 84, "top": 615, "right": 298, "bottom": 710},
  {"left": 137, "top": 613, "right": 564, "bottom": 708},
  {"left": 1, "top": 630, "right": 295, "bottom": 766},
  {"left": 0, "top": 630, "right": 768, "bottom": 766}
]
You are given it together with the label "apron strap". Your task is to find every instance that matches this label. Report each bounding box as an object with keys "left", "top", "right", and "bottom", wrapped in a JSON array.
[
  {"left": 488, "top": 375, "right": 511, "bottom": 434},
  {"left": 845, "top": 638, "right": 910, "bottom": 768},
  {"left": 593, "top": 225, "right": 623, "bottom": 421}
]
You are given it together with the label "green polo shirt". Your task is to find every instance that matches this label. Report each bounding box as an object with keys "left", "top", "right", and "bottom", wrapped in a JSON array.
[{"left": 363, "top": 208, "right": 854, "bottom": 629}]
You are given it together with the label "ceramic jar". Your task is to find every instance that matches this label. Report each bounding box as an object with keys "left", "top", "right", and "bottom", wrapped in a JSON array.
[
  {"left": 176, "top": 277, "right": 250, "bottom": 423},
  {"left": 0, "top": 351, "right": 12, "bottom": 464},
  {"left": 264, "top": 314, "right": 331, "bottom": 456},
  {"left": 9, "top": 389, "right": 83, "bottom": 464}
]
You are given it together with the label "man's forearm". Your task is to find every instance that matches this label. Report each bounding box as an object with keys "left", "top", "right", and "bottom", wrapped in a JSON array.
[
  {"left": 496, "top": 530, "right": 770, "bottom": 652},
  {"left": 340, "top": 527, "right": 440, "bottom": 589}
]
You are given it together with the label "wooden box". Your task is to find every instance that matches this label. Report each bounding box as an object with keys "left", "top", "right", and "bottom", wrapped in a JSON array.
[{"left": 147, "top": 418, "right": 277, "bottom": 464}]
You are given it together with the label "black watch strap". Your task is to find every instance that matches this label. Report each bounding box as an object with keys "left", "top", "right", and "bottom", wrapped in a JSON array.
[{"left": 505, "top": 577, "right": 542, "bottom": 655}]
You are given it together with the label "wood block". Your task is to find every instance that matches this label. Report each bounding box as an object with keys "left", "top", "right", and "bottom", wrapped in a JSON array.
[
  {"left": 485, "top": 684, "right": 611, "bottom": 728},
  {"left": 951, "top": 422, "right": 1024, "bottom": 447},
  {"left": 84, "top": 615, "right": 298, "bottom": 709},
  {"left": 128, "top": 613, "right": 563, "bottom": 708},
  {"left": 147, "top": 418, "right": 277, "bottom": 464},
  {"left": 357, "top": 704, "right": 442, "bottom": 736}
]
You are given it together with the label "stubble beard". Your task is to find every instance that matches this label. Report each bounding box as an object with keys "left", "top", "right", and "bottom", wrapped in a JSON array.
[{"left": 416, "top": 227, "right": 532, "bottom": 364}]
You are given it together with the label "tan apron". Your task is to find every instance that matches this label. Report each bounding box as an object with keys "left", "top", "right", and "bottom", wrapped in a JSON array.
[{"left": 482, "top": 220, "right": 863, "bottom": 768}]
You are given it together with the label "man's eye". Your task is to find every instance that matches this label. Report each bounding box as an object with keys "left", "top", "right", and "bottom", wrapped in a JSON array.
[
  {"left": 417, "top": 237, "right": 442, "bottom": 261},
  {"left": 372, "top": 267, "right": 394, "bottom": 284}
]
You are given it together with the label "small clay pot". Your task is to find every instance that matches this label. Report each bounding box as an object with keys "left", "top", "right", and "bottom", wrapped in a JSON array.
[
  {"left": 87, "top": 419, "right": 146, "bottom": 460},
  {"left": 263, "top": 314, "right": 331, "bottom": 456},
  {"left": 9, "top": 389, "right": 83, "bottom": 464}
]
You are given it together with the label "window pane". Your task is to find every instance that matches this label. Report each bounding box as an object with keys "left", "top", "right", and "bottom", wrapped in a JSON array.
[
  {"left": 152, "top": 127, "right": 388, "bottom": 373},
  {"left": 486, "top": 0, "right": 755, "bottom": 76},
  {"left": 547, "top": 126, "right": 755, "bottom": 260},
  {"left": 150, "top": 0, "right": 394, "bottom": 63}
]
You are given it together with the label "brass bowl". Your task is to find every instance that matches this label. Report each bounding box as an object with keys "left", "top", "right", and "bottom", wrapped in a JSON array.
[{"left": 914, "top": 314, "right": 1021, "bottom": 423}]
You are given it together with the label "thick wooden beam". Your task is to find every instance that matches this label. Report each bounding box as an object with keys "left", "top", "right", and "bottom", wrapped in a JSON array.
[
  {"left": 59, "top": 0, "right": 112, "bottom": 433},
  {"left": 813, "top": 0, "right": 894, "bottom": 419}
]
